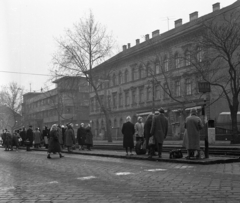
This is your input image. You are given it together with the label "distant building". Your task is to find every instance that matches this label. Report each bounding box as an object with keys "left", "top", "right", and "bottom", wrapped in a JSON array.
[
  {"left": 89, "top": 1, "right": 240, "bottom": 140},
  {"left": 0, "top": 105, "right": 22, "bottom": 132},
  {"left": 22, "top": 76, "right": 89, "bottom": 130}
]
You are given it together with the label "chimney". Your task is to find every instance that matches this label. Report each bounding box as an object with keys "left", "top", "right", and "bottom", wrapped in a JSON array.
[
  {"left": 122, "top": 45, "right": 127, "bottom": 51},
  {"left": 136, "top": 39, "right": 140, "bottom": 45},
  {"left": 175, "top": 19, "right": 182, "bottom": 28},
  {"left": 128, "top": 43, "right": 131, "bottom": 49},
  {"left": 212, "top": 3, "right": 220, "bottom": 11},
  {"left": 152, "top": 30, "right": 159, "bottom": 38},
  {"left": 189, "top": 11, "right": 198, "bottom": 21},
  {"left": 145, "top": 34, "right": 149, "bottom": 41}
]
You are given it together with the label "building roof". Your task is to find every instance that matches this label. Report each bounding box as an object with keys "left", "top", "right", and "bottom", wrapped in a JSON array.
[
  {"left": 52, "top": 76, "right": 86, "bottom": 83},
  {"left": 92, "top": 0, "right": 240, "bottom": 72}
]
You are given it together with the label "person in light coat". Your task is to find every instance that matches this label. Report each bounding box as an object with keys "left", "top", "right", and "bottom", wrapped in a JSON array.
[
  {"left": 185, "top": 108, "right": 204, "bottom": 159},
  {"left": 150, "top": 108, "right": 168, "bottom": 158},
  {"left": 33, "top": 128, "right": 41, "bottom": 148},
  {"left": 134, "top": 117, "right": 144, "bottom": 142}
]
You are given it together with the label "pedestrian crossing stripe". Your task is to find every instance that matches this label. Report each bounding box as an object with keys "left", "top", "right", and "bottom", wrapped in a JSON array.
[
  {"left": 77, "top": 176, "right": 96, "bottom": 180},
  {"left": 145, "top": 169, "right": 167, "bottom": 172},
  {"left": 115, "top": 172, "right": 134, "bottom": 175}
]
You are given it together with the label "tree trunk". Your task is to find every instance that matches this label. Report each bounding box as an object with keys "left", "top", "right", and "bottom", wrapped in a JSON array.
[
  {"left": 102, "top": 108, "right": 112, "bottom": 142},
  {"left": 230, "top": 98, "right": 239, "bottom": 144}
]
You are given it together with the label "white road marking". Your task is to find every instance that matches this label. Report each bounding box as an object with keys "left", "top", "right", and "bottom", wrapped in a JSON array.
[
  {"left": 77, "top": 176, "right": 96, "bottom": 180},
  {"left": 115, "top": 172, "right": 134, "bottom": 176},
  {"left": 0, "top": 187, "right": 15, "bottom": 191},
  {"left": 48, "top": 181, "right": 58, "bottom": 184},
  {"left": 145, "top": 169, "right": 167, "bottom": 172},
  {"left": 174, "top": 165, "right": 194, "bottom": 169}
]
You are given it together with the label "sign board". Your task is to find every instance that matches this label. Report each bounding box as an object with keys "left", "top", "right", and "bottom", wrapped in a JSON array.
[
  {"left": 208, "top": 128, "right": 216, "bottom": 144},
  {"left": 198, "top": 82, "right": 211, "bottom": 93}
]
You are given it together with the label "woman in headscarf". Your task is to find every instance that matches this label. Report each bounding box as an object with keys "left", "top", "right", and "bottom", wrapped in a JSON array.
[
  {"left": 65, "top": 123, "right": 76, "bottom": 153},
  {"left": 47, "top": 124, "right": 64, "bottom": 159}
]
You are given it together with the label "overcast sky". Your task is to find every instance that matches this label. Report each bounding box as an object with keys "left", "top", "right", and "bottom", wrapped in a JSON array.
[{"left": 0, "top": 0, "right": 236, "bottom": 93}]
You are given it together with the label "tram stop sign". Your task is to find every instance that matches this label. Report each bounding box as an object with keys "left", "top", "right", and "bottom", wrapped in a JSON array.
[{"left": 198, "top": 82, "right": 211, "bottom": 93}]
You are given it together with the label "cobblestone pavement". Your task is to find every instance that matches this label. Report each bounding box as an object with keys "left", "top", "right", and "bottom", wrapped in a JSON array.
[{"left": 0, "top": 149, "right": 240, "bottom": 203}]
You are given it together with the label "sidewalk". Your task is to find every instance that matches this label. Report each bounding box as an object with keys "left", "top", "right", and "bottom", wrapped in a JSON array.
[{"left": 19, "top": 146, "right": 240, "bottom": 165}]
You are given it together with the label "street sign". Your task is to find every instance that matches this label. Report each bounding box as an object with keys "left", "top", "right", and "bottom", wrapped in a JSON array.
[{"left": 198, "top": 82, "right": 210, "bottom": 93}]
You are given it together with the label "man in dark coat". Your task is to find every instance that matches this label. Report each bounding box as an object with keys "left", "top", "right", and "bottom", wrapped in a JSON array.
[
  {"left": 150, "top": 108, "right": 168, "bottom": 158},
  {"left": 122, "top": 116, "right": 135, "bottom": 155},
  {"left": 144, "top": 113, "right": 155, "bottom": 158},
  {"left": 26, "top": 125, "right": 34, "bottom": 151},
  {"left": 77, "top": 123, "right": 86, "bottom": 150},
  {"left": 20, "top": 127, "right": 27, "bottom": 146}
]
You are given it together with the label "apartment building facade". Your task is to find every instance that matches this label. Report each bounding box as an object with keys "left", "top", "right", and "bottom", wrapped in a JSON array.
[
  {"left": 22, "top": 76, "right": 89, "bottom": 130},
  {"left": 89, "top": 1, "right": 240, "bottom": 140}
]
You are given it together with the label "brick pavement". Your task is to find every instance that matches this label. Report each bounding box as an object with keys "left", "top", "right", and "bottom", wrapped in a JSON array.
[{"left": 0, "top": 148, "right": 240, "bottom": 202}]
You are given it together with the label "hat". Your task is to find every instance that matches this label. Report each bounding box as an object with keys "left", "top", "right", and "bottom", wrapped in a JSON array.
[
  {"left": 191, "top": 108, "right": 197, "bottom": 114},
  {"left": 29, "top": 125, "right": 32, "bottom": 128},
  {"left": 158, "top": 108, "right": 164, "bottom": 113}
]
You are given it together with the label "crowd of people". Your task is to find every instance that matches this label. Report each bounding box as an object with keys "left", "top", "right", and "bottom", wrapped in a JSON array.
[
  {"left": 0, "top": 122, "right": 93, "bottom": 159},
  {"left": 122, "top": 107, "right": 204, "bottom": 159},
  {"left": 1, "top": 107, "right": 203, "bottom": 160}
]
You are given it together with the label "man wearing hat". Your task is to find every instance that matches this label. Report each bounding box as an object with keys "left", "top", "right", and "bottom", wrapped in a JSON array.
[
  {"left": 26, "top": 125, "right": 34, "bottom": 151},
  {"left": 150, "top": 108, "right": 168, "bottom": 158},
  {"left": 185, "top": 108, "right": 204, "bottom": 159}
]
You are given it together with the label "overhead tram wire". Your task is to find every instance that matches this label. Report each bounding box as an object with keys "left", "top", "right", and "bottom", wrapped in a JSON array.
[{"left": 0, "top": 70, "right": 51, "bottom": 76}]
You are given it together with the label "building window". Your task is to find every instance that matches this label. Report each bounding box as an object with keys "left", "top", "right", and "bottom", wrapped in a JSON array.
[
  {"left": 185, "top": 51, "right": 191, "bottom": 66},
  {"left": 175, "top": 81, "right": 181, "bottom": 97},
  {"left": 107, "top": 95, "right": 111, "bottom": 108},
  {"left": 147, "top": 65, "right": 152, "bottom": 77},
  {"left": 164, "top": 83, "right": 169, "bottom": 99},
  {"left": 186, "top": 79, "right": 192, "bottom": 95},
  {"left": 155, "top": 85, "right": 160, "bottom": 100},
  {"left": 175, "top": 53, "right": 180, "bottom": 69},
  {"left": 113, "top": 93, "right": 117, "bottom": 109},
  {"left": 164, "top": 57, "right": 169, "bottom": 72},
  {"left": 156, "top": 63, "right": 160, "bottom": 74},
  {"left": 197, "top": 47, "right": 203, "bottom": 62},
  {"left": 119, "top": 93, "right": 123, "bottom": 107},
  {"left": 147, "top": 86, "right": 152, "bottom": 101},
  {"left": 112, "top": 74, "right": 116, "bottom": 86},
  {"left": 124, "top": 70, "right": 129, "bottom": 83},
  {"left": 125, "top": 91, "right": 130, "bottom": 106},
  {"left": 139, "top": 66, "right": 143, "bottom": 79},
  {"left": 132, "top": 89, "right": 136, "bottom": 105},
  {"left": 91, "top": 98, "right": 94, "bottom": 112},
  {"left": 132, "top": 67, "right": 138, "bottom": 81},
  {"left": 118, "top": 72, "right": 123, "bottom": 85},
  {"left": 139, "top": 88, "right": 144, "bottom": 103}
]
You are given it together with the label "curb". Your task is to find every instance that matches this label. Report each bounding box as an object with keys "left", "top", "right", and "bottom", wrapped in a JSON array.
[{"left": 16, "top": 147, "right": 240, "bottom": 165}]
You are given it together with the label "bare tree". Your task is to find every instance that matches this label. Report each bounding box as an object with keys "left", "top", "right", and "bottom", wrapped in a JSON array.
[
  {"left": 190, "top": 11, "right": 240, "bottom": 143},
  {"left": 52, "top": 11, "right": 115, "bottom": 142},
  {"left": 0, "top": 82, "right": 23, "bottom": 131}
]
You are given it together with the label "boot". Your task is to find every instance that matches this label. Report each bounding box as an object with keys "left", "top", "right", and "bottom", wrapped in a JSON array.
[
  {"left": 47, "top": 154, "right": 51, "bottom": 159},
  {"left": 59, "top": 154, "right": 64, "bottom": 158}
]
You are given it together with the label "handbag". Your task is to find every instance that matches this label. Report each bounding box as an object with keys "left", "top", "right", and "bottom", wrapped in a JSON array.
[{"left": 148, "top": 136, "right": 155, "bottom": 145}]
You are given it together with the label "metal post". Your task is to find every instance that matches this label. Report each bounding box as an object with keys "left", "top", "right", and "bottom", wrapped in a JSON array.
[{"left": 203, "top": 99, "right": 209, "bottom": 158}]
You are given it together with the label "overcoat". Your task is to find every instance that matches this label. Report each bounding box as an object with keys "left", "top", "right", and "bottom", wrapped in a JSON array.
[
  {"left": 77, "top": 127, "right": 86, "bottom": 145},
  {"left": 150, "top": 114, "right": 168, "bottom": 144},
  {"left": 48, "top": 130, "right": 61, "bottom": 153},
  {"left": 26, "top": 128, "right": 34, "bottom": 146},
  {"left": 57, "top": 127, "right": 63, "bottom": 145},
  {"left": 33, "top": 131, "right": 41, "bottom": 144},
  {"left": 186, "top": 115, "right": 204, "bottom": 150},
  {"left": 20, "top": 130, "right": 27, "bottom": 142},
  {"left": 65, "top": 127, "right": 75, "bottom": 147},
  {"left": 122, "top": 121, "right": 135, "bottom": 148},
  {"left": 144, "top": 115, "right": 153, "bottom": 148},
  {"left": 134, "top": 122, "right": 144, "bottom": 137},
  {"left": 85, "top": 127, "right": 93, "bottom": 146}
]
